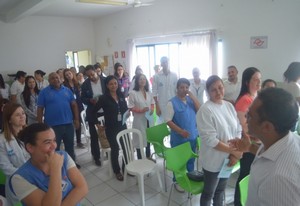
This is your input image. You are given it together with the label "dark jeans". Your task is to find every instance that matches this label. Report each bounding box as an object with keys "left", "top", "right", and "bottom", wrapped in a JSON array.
[
  {"left": 200, "top": 169, "right": 228, "bottom": 206},
  {"left": 52, "top": 123, "right": 76, "bottom": 161},
  {"left": 75, "top": 118, "right": 82, "bottom": 144},
  {"left": 136, "top": 142, "right": 150, "bottom": 159},
  {"left": 88, "top": 121, "right": 101, "bottom": 161},
  {"left": 234, "top": 152, "right": 255, "bottom": 206}
]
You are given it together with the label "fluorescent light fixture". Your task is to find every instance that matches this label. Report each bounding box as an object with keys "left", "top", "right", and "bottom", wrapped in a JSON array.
[{"left": 77, "top": 0, "right": 128, "bottom": 6}]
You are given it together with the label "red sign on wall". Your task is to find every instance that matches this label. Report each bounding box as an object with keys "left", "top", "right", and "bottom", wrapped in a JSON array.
[
  {"left": 114, "top": 51, "right": 118, "bottom": 58},
  {"left": 121, "top": 51, "right": 126, "bottom": 58}
]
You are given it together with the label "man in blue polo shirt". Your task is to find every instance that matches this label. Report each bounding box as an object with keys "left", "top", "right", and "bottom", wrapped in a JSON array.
[{"left": 37, "top": 72, "right": 80, "bottom": 167}]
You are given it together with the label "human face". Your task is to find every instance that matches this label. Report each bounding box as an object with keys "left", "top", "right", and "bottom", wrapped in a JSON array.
[
  {"left": 247, "top": 99, "right": 262, "bottom": 139},
  {"left": 29, "top": 129, "right": 57, "bottom": 161},
  {"left": 161, "top": 58, "right": 169, "bottom": 73},
  {"left": 117, "top": 66, "right": 124, "bottom": 77},
  {"left": 10, "top": 107, "right": 26, "bottom": 128},
  {"left": 107, "top": 78, "right": 118, "bottom": 93},
  {"left": 85, "top": 69, "right": 98, "bottom": 82},
  {"left": 27, "top": 78, "right": 36, "bottom": 90},
  {"left": 64, "top": 70, "right": 74, "bottom": 81},
  {"left": 249, "top": 72, "right": 261, "bottom": 94},
  {"left": 34, "top": 73, "right": 42, "bottom": 81},
  {"left": 208, "top": 80, "right": 224, "bottom": 104},
  {"left": 177, "top": 83, "right": 189, "bottom": 98},
  {"left": 263, "top": 81, "right": 276, "bottom": 89},
  {"left": 19, "top": 76, "right": 26, "bottom": 84},
  {"left": 76, "top": 73, "right": 84, "bottom": 82},
  {"left": 138, "top": 75, "right": 147, "bottom": 88},
  {"left": 192, "top": 69, "right": 200, "bottom": 79},
  {"left": 228, "top": 67, "right": 238, "bottom": 82},
  {"left": 48, "top": 73, "right": 61, "bottom": 89}
]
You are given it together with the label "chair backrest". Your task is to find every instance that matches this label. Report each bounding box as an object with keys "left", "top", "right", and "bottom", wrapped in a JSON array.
[
  {"left": 146, "top": 123, "right": 170, "bottom": 157},
  {"left": 165, "top": 142, "right": 199, "bottom": 192},
  {"left": 239, "top": 175, "right": 250, "bottom": 206},
  {"left": 117, "top": 128, "right": 144, "bottom": 164}
]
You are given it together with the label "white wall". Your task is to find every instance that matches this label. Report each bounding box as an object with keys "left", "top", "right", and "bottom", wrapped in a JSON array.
[
  {"left": 0, "top": 16, "right": 95, "bottom": 81},
  {"left": 94, "top": 0, "right": 300, "bottom": 81}
]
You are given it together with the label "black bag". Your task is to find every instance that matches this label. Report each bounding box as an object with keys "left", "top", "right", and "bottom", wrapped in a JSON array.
[{"left": 187, "top": 170, "right": 204, "bottom": 182}]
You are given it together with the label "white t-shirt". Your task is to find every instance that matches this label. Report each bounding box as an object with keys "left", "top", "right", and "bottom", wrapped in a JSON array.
[
  {"left": 189, "top": 79, "right": 206, "bottom": 105},
  {"left": 223, "top": 79, "right": 241, "bottom": 103},
  {"left": 10, "top": 80, "right": 24, "bottom": 101},
  {"left": 0, "top": 83, "right": 10, "bottom": 99}
]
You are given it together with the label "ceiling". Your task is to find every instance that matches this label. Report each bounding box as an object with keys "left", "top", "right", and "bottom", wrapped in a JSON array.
[{"left": 0, "top": 0, "right": 153, "bottom": 23}]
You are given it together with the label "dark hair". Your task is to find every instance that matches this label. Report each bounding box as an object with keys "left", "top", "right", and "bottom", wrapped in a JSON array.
[
  {"left": 85, "top": 64, "right": 95, "bottom": 73},
  {"left": 22, "top": 76, "right": 40, "bottom": 108},
  {"left": 63, "top": 68, "right": 80, "bottom": 91},
  {"left": 283, "top": 62, "right": 300, "bottom": 82},
  {"left": 15, "top": 71, "right": 27, "bottom": 80},
  {"left": 133, "top": 74, "right": 149, "bottom": 92},
  {"left": 114, "top": 62, "right": 123, "bottom": 77},
  {"left": 34, "top": 70, "right": 46, "bottom": 76},
  {"left": 176, "top": 78, "right": 190, "bottom": 89},
  {"left": 0, "top": 74, "right": 5, "bottom": 89},
  {"left": 256, "top": 88, "right": 298, "bottom": 135},
  {"left": 94, "top": 63, "right": 101, "bottom": 69},
  {"left": 237, "top": 67, "right": 260, "bottom": 101},
  {"left": 18, "top": 123, "right": 51, "bottom": 147},
  {"left": 104, "top": 75, "right": 123, "bottom": 97},
  {"left": 262, "top": 79, "right": 277, "bottom": 88},
  {"left": 206, "top": 75, "right": 223, "bottom": 91}
]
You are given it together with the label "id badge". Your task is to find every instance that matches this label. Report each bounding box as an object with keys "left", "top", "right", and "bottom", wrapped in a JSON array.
[
  {"left": 121, "top": 87, "right": 124, "bottom": 92},
  {"left": 117, "top": 112, "right": 122, "bottom": 121}
]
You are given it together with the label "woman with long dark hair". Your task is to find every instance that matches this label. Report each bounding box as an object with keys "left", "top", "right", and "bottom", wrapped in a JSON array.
[
  {"left": 93, "top": 75, "right": 128, "bottom": 181},
  {"left": 19, "top": 76, "right": 39, "bottom": 125},
  {"left": 114, "top": 63, "right": 130, "bottom": 98},
  {"left": 234, "top": 67, "right": 261, "bottom": 206}
]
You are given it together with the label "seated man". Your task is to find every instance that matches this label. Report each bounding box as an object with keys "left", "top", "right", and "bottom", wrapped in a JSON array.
[{"left": 8, "top": 123, "right": 88, "bottom": 206}]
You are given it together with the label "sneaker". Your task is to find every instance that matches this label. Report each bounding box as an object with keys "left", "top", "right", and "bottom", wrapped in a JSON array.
[
  {"left": 77, "top": 143, "right": 85, "bottom": 149},
  {"left": 174, "top": 183, "right": 185, "bottom": 193},
  {"left": 95, "top": 159, "right": 101, "bottom": 166}
]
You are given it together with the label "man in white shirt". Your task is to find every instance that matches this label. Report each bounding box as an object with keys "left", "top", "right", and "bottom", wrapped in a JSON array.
[
  {"left": 152, "top": 56, "right": 178, "bottom": 122},
  {"left": 223, "top": 66, "right": 241, "bottom": 104},
  {"left": 10, "top": 71, "right": 26, "bottom": 103},
  {"left": 229, "top": 88, "right": 300, "bottom": 206},
  {"left": 189, "top": 67, "right": 206, "bottom": 105}
]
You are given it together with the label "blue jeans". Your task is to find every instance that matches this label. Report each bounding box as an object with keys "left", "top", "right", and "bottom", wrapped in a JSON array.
[
  {"left": 52, "top": 123, "right": 76, "bottom": 161},
  {"left": 200, "top": 169, "right": 228, "bottom": 206}
]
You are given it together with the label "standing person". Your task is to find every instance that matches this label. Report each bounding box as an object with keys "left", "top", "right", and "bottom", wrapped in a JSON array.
[
  {"left": 152, "top": 56, "right": 178, "bottom": 122},
  {"left": 189, "top": 67, "right": 206, "bottom": 105},
  {"left": 9, "top": 123, "right": 88, "bottom": 206},
  {"left": 149, "top": 65, "right": 161, "bottom": 85},
  {"left": 128, "top": 74, "right": 154, "bottom": 159},
  {"left": 0, "top": 103, "right": 29, "bottom": 203},
  {"left": 56, "top": 68, "right": 65, "bottom": 83},
  {"left": 10, "top": 71, "right": 26, "bottom": 103},
  {"left": 166, "top": 78, "right": 200, "bottom": 192},
  {"left": 81, "top": 65, "right": 106, "bottom": 166},
  {"left": 63, "top": 69, "right": 85, "bottom": 148},
  {"left": 34, "top": 70, "right": 49, "bottom": 90},
  {"left": 37, "top": 72, "right": 80, "bottom": 168},
  {"left": 114, "top": 63, "right": 130, "bottom": 98},
  {"left": 19, "top": 76, "right": 39, "bottom": 125},
  {"left": 93, "top": 75, "right": 128, "bottom": 181},
  {"left": 0, "top": 74, "right": 10, "bottom": 131},
  {"left": 76, "top": 72, "right": 85, "bottom": 86},
  {"left": 223, "top": 65, "right": 241, "bottom": 104},
  {"left": 129, "top": 65, "right": 143, "bottom": 92},
  {"left": 229, "top": 88, "right": 300, "bottom": 206},
  {"left": 262, "top": 79, "right": 277, "bottom": 89},
  {"left": 282, "top": 62, "right": 300, "bottom": 104},
  {"left": 234, "top": 67, "right": 261, "bottom": 206},
  {"left": 196, "top": 75, "right": 242, "bottom": 206}
]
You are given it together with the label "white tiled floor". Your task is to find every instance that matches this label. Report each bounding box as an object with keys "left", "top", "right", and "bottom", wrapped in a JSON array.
[{"left": 74, "top": 142, "right": 238, "bottom": 206}]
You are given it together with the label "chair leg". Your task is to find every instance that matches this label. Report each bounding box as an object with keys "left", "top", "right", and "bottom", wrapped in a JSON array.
[
  {"left": 167, "top": 182, "right": 174, "bottom": 206},
  {"left": 155, "top": 166, "right": 163, "bottom": 191},
  {"left": 137, "top": 174, "right": 146, "bottom": 206},
  {"left": 107, "top": 150, "right": 113, "bottom": 177},
  {"left": 188, "top": 193, "right": 192, "bottom": 206},
  {"left": 163, "top": 159, "right": 167, "bottom": 192}
]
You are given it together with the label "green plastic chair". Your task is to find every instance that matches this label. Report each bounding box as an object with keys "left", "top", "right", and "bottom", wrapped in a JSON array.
[
  {"left": 165, "top": 142, "right": 204, "bottom": 206},
  {"left": 239, "top": 175, "right": 250, "bottom": 206},
  {"left": 146, "top": 123, "right": 170, "bottom": 192}
]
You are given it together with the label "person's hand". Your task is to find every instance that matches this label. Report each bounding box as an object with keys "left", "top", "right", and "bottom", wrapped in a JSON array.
[
  {"left": 156, "top": 105, "right": 161, "bottom": 116},
  {"left": 141, "top": 107, "right": 149, "bottom": 113},
  {"left": 228, "top": 154, "right": 239, "bottom": 167},
  {"left": 47, "top": 152, "right": 64, "bottom": 174},
  {"left": 179, "top": 129, "right": 190, "bottom": 138},
  {"left": 228, "top": 135, "right": 251, "bottom": 152},
  {"left": 231, "top": 150, "right": 243, "bottom": 160},
  {"left": 149, "top": 109, "right": 154, "bottom": 115},
  {"left": 96, "top": 124, "right": 105, "bottom": 131}
]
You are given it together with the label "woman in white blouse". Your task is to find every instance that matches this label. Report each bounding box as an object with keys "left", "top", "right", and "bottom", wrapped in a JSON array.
[
  {"left": 128, "top": 74, "right": 154, "bottom": 159},
  {"left": 196, "top": 75, "right": 242, "bottom": 206}
]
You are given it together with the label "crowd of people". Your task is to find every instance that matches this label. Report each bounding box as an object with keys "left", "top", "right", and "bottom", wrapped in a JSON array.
[{"left": 0, "top": 58, "right": 300, "bottom": 206}]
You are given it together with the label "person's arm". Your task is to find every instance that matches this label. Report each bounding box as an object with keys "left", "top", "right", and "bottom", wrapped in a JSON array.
[
  {"left": 19, "top": 153, "right": 64, "bottom": 206},
  {"left": 19, "top": 95, "right": 37, "bottom": 120},
  {"left": 70, "top": 101, "right": 80, "bottom": 129},
  {"left": 0, "top": 140, "right": 19, "bottom": 176},
  {"left": 61, "top": 167, "right": 88, "bottom": 206},
  {"left": 37, "top": 107, "right": 44, "bottom": 123}
]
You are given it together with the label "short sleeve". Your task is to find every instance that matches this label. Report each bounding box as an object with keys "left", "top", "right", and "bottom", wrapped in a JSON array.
[
  {"left": 11, "top": 174, "right": 38, "bottom": 201},
  {"left": 165, "top": 101, "right": 174, "bottom": 122}
]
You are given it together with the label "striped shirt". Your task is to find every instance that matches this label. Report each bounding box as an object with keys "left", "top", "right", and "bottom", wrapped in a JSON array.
[{"left": 247, "top": 131, "right": 300, "bottom": 206}]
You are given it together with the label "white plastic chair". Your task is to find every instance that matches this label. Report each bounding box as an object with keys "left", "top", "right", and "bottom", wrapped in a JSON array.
[
  {"left": 96, "top": 116, "right": 113, "bottom": 177},
  {"left": 80, "top": 110, "right": 90, "bottom": 152},
  {"left": 117, "top": 128, "right": 163, "bottom": 206}
]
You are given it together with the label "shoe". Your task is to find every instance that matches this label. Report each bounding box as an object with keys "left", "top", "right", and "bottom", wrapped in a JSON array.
[
  {"left": 76, "top": 163, "right": 81, "bottom": 169},
  {"left": 77, "top": 143, "right": 85, "bottom": 149},
  {"left": 174, "top": 183, "right": 185, "bottom": 193},
  {"left": 147, "top": 157, "right": 156, "bottom": 163},
  {"left": 115, "top": 173, "right": 124, "bottom": 181},
  {"left": 95, "top": 159, "right": 101, "bottom": 166}
]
